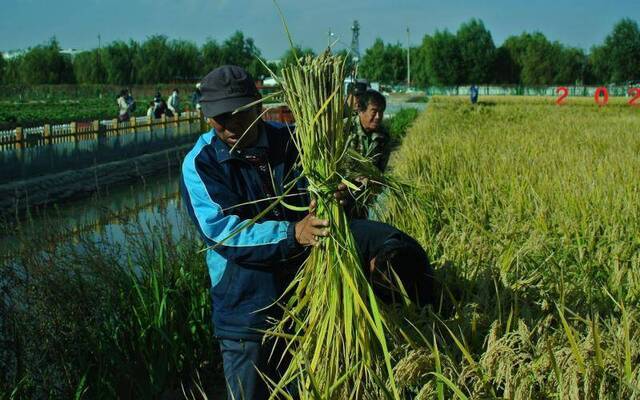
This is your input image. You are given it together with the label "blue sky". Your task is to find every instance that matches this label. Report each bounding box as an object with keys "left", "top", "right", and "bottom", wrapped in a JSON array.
[{"left": 1, "top": 0, "right": 637, "bottom": 58}]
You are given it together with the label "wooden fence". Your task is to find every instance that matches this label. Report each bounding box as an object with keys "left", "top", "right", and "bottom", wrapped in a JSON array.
[
  {"left": 0, "top": 112, "right": 203, "bottom": 151},
  {"left": 0, "top": 105, "right": 295, "bottom": 151}
]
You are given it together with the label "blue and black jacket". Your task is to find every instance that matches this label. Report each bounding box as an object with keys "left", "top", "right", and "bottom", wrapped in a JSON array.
[
  {"left": 180, "top": 121, "right": 309, "bottom": 340},
  {"left": 181, "top": 121, "right": 434, "bottom": 340}
]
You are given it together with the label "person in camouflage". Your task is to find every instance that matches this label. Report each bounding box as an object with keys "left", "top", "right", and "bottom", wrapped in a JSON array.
[{"left": 346, "top": 89, "right": 390, "bottom": 172}]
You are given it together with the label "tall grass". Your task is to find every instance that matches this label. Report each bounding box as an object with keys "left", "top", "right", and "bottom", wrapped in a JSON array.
[
  {"left": 0, "top": 205, "right": 221, "bottom": 399},
  {"left": 376, "top": 96, "right": 640, "bottom": 399}
]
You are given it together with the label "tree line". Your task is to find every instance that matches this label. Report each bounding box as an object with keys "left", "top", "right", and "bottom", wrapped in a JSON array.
[
  {"left": 360, "top": 18, "right": 639, "bottom": 86},
  {"left": 0, "top": 19, "right": 638, "bottom": 87},
  {"left": 0, "top": 31, "right": 272, "bottom": 86}
]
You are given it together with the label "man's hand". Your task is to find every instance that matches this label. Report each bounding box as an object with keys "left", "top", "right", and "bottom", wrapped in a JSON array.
[
  {"left": 295, "top": 200, "right": 330, "bottom": 246},
  {"left": 333, "top": 176, "right": 369, "bottom": 207}
]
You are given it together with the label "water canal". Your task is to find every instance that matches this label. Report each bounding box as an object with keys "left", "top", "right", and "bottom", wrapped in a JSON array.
[{"left": 0, "top": 101, "right": 427, "bottom": 260}]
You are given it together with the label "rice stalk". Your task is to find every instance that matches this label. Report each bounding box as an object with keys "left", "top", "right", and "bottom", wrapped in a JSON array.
[{"left": 265, "top": 52, "right": 401, "bottom": 399}]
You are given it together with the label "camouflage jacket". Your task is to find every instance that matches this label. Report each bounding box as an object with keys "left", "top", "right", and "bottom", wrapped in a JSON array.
[{"left": 344, "top": 117, "right": 390, "bottom": 172}]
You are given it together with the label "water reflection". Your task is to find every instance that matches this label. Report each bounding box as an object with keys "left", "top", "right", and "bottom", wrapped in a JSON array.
[
  {"left": 0, "top": 173, "right": 192, "bottom": 260},
  {"left": 1, "top": 123, "right": 201, "bottom": 184}
]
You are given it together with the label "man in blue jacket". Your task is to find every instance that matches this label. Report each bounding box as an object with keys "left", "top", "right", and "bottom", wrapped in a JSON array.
[{"left": 181, "top": 65, "right": 433, "bottom": 399}]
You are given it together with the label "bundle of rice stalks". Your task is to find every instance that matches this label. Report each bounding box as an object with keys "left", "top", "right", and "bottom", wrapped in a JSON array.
[{"left": 264, "top": 52, "right": 401, "bottom": 399}]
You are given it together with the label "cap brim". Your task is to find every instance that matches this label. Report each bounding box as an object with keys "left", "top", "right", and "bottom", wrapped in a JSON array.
[{"left": 200, "top": 96, "right": 256, "bottom": 119}]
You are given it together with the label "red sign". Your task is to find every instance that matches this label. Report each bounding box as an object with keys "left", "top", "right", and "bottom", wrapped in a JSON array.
[
  {"left": 555, "top": 87, "right": 639, "bottom": 107},
  {"left": 556, "top": 87, "right": 568, "bottom": 105}
]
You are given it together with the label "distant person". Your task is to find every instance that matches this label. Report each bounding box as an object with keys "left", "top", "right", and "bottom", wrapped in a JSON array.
[
  {"left": 146, "top": 101, "right": 155, "bottom": 118},
  {"left": 167, "top": 88, "right": 180, "bottom": 116},
  {"left": 345, "top": 79, "right": 369, "bottom": 117},
  {"left": 191, "top": 83, "right": 202, "bottom": 112},
  {"left": 156, "top": 99, "right": 170, "bottom": 118},
  {"left": 117, "top": 89, "right": 130, "bottom": 122},
  {"left": 470, "top": 85, "right": 479, "bottom": 104},
  {"left": 154, "top": 91, "right": 163, "bottom": 106},
  {"left": 152, "top": 92, "right": 168, "bottom": 118},
  {"left": 125, "top": 89, "right": 137, "bottom": 114},
  {"left": 345, "top": 89, "right": 390, "bottom": 173}
]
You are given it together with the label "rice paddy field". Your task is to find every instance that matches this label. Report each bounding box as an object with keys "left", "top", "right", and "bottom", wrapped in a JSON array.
[
  {"left": 374, "top": 96, "right": 640, "bottom": 399},
  {"left": 2, "top": 94, "right": 639, "bottom": 399}
]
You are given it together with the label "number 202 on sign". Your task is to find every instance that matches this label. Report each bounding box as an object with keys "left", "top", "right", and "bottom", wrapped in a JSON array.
[{"left": 555, "top": 86, "right": 640, "bottom": 106}]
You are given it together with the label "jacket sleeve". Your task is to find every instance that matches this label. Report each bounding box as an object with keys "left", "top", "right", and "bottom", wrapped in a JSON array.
[{"left": 181, "top": 139, "right": 304, "bottom": 267}]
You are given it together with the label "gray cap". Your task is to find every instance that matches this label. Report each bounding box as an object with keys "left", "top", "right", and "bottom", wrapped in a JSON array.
[{"left": 199, "top": 65, "right": 259, "bottom": 118}]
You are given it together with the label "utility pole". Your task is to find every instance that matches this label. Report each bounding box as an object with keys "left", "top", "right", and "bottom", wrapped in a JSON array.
[
  {"left": 350, "top": 20, "right": 360, "bottom": 64},
  {"left": 406, "top": 27, "right": 411, "bottom": 89},
  {"left": 98, "top": 34, "right": 101, "bottom": 50}
]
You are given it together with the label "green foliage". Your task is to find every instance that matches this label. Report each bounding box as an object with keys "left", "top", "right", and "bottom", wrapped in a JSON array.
[
  {"left": 384, "top": 108, "right": 419, "bottom": 147},
  {"left": 102, "top": 41, "right": 137, "bottom": 85},
  {"left": 168, "top": 40, "right": 201, "bottom": 80},
  {"left": 419, "top": 30, "right": 462, "bottom": 86},
  {"left": 497, "top": 32, "right": 591, "bottom": 85},
  {"left": 554, "top": 46, "right": 589, "bottom": 85},
  {"left": 493, "top": 46, "right": 518, "bottom": 84},
  {"left": 0, "top": 98, "right": 153, "bottom": 128},
  {"left": 362, "top": 17, "right": 635, "bottom": 86},
  {"left": 5, "top": 18, "right": 638, "bottom": 87},
  {"left": 519, "top": 33, "right": 561, "bottom": 85},
  {"left": 0, "top": 53, "right": 5, "bottom": 84},
  {"left": 1, "top": 210, "right": 219, "bottom": 399},
  {"left": 359, "top": 38, "right": 407, "bottom": 84},
  {"left": 2, "top": 58, "right": 20, "bottom": 85},
  {"left": 134, "top": 35, "right": 172, "bottom": 84},
  {"left": 200, "top": 38, "right": 222, "bottom": 76},
  {"left": 73, "top": 50, "right": 106, "bottom": 84},
  {"left": 456, "top": 19, "right": 496, "bottom": 84},
  {"left": 220, "top": 31, "right": 268, "bottom": 78},
  {"left": 590, "top": 18, "right": 640, "bottom": 84},
  {"left": 18, "top": 37, "right": 75, "bottom": 84}
]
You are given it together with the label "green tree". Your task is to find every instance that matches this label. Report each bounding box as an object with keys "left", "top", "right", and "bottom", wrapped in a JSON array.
[
  {"left": 359, "top": 39, "right": 406, "bottom": 84},
  {"left": 20, "top": 37, "right": 75, "bottom": 84},
  {"left": 555, "top": 47, "right": 588, "bottom": 85},
  {"left": 359, "top": 38, "right": 387, "bottom": 82},
  {"left": 493, "top": 46, "right": 518, "bottom": 84},
  {"left": 220, "top": 31, "right": 268, "bottom": 78},
  {"left": 385, "top": 43, "right": 407, "bottom": 83},
  {"left": 3, "top": 58, "right": 21, "bottom": 84},
  {"left": 201, "top": 39, "right": 222, "bottom": 75},
  {"left": 411, "top": 45, "right": 430, "bottom": 86},
  {"left": 520, "top": 33, "right": 561, "bottom": 85},
  {"left": 169, "top": 40, "right": 201, "bottom": 80},
  {"left": 499, "top": 32, "right": 565, "bottom": 85},
  {"left": 134, "top": 35, "right": 172, "bottom": 83},
  {"left": 73, "top": 49, "right": 106, "bottom": 84},
  {"left": 456, "top": 19, "right": 496, "bottom": 84},
  {"left": 102, "top": 41, "right": 137, "bottom": 85},
  {"left": 500, "top": 33, "right": 534, "bottom": 84},
  {"left": 0, "top": 52, "right": 5, "bottom": 84},
  {"left": 590, "top": 18, "right": 640, "bottom": 83},
  {"left": 419, "top": 30, "right": 462, "bottom": 86}
]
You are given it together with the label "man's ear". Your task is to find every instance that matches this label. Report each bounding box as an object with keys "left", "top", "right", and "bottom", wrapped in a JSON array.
[{"left": 206, "top": 117, "right": 217, "bottom": 129}]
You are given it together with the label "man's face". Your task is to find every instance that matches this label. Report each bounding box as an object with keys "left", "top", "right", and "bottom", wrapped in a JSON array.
[
  {"left": 359, "top": 101, "right": 384, "bottom": 132},
  {"left": 209, "top": 106, "right": 261, "bottom": 149}
]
